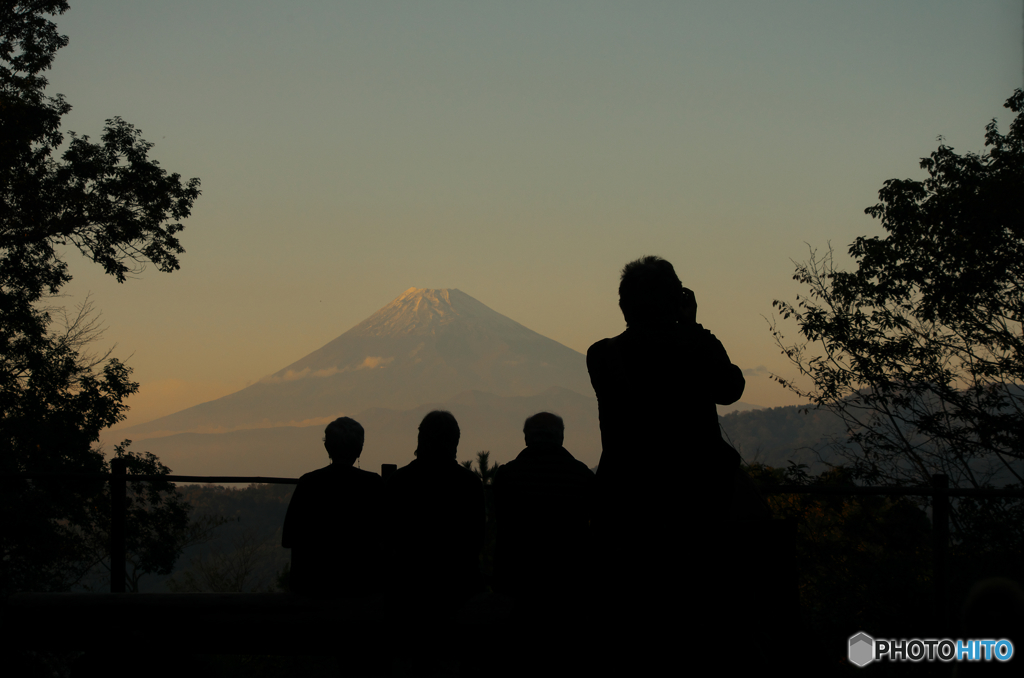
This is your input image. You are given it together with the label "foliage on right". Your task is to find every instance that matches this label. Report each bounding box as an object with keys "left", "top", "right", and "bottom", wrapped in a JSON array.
[{"left": 771, "top": 89, "right": 1024, "bottom": 539}]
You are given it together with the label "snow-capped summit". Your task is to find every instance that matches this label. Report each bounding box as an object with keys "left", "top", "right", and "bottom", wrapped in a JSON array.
[{"left": 349, "top": 288, "right": 541, "bottom": 339}]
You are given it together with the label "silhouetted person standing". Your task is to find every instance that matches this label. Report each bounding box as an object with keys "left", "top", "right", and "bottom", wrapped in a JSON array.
[
  {"left": 492, "top": 412, "right": 594, "bottom": 603},
  {"left": 586, "top": 256, "right": 745, "bottom": 670},
  {"left": 384, "top": 410, "right": 485, "bottom": 611},
  {"left": 588, "top": 256, "right": 744, "bottom": 540},
  {"left": 281, "top": 417, "right": 383, "bottom": 598}
]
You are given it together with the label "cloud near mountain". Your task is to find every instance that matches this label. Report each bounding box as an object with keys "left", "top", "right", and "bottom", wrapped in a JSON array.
[{"left": 258, "top": 356, "right": 395, "bottom": 384}]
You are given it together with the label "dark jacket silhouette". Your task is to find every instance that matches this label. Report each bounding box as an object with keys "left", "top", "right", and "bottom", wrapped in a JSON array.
[
  {"left": 588, "top": 322, "right": 743, "bottom": 525},
  {"left": 282, "top": 463, "right": 383, "bottom": 597},
  {"left": 585, "top": 257, "right": 747, "bottom": 673},
  {"left": 492, "top": 442, "right": 594, "bottom": 601},
  {"left": 586, "top": 257, "right": 745, "bottom": 583},
  {"left": 384, "top": 456, "right": 486, "bottom": 609}
]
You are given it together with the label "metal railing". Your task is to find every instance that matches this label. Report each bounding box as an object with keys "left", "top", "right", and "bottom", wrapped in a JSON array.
[
  {"left": 760, "top": 474, "right": 1024, "bottom": 628},
  {"left": 9, "top": 462, "right": 400, "bottom": 594},
  {"left": 104, "top": 460, "right": 401, "bottom": 593},
  {"left": 11, "top": 465, "right": 1024, "bottom": 629}
]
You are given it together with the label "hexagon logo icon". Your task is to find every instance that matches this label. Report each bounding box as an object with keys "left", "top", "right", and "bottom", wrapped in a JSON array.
[{"left": 849, "top": 632, "right": 875, "bottom": 667}]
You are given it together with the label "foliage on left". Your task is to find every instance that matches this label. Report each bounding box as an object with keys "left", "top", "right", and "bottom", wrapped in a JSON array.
[{"left": 1, "top": 2, "right": 202, "bottom": 594}]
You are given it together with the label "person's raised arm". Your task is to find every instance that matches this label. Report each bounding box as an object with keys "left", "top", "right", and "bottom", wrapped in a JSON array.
[{"left": 693, "top": 326, "right": 745, "bottom": 406}]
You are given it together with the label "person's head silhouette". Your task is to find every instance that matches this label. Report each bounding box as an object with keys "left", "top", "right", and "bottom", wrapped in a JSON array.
[
  {"left": 323, "top": 417, "right": 364, "bottom": 466},
  {"left": 523, "top": 412, "right": 564, "bottom": 448},
  {"left": 618, "top": 255, "right": 692, "bottom": 327},
  {"left": 415, "top": 410, "right": 460, "bottom": 461}
]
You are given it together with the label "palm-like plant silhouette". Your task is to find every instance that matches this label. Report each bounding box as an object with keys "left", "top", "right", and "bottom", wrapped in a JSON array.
[
  {"left": 461, "top": 451, "right": 501, "bottom": 584},
  {"left": 460, "top": 451, "right": 501, "bottom": 485}
]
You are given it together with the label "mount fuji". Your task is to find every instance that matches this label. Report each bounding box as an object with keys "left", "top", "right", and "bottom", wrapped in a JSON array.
[{"left": 121, "top": 288, "right": 605, "bottom": 476}]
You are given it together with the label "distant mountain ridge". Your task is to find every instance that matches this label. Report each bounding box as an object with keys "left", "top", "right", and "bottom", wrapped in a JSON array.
[
  {"left": 134, "top": 396, "right": 838, "bottom": 479},
  {"left": 135, "top": 386, "right": 604, "bottom": 477},
  {"left": 718, "top": 405, "right": 850, "bottom": 472}
]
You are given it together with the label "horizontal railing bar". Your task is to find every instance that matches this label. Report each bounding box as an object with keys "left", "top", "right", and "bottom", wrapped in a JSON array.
[
  {"left": 3, "top": 474, "right": 1023, "bottom": 496},
  {"left": 761, "top": 485, "right": 1024, "bottom": 498},
  {"left": 1, "top": 473, "right": 298, "bottom": 484},
  {"left": 140, "top": 475, "right": 298, "bottom": 484}
]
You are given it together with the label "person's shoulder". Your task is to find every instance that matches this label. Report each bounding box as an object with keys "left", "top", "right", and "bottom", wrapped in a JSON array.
[
  {"left": 587, "top": 336, "right": 618, "bottom": 358},
  {"left": 551, "top": 448, "right": 596, "bottom": 482},
  {"left": 571, "top": 459, "right": 596, "bottom": 481},
  {"left": 351, "top": 467, "right": 383, "bottom": 487},
  {"left": 501, "top": 447, "right": 593, "bottom": 479},
  {"left": 442, "top": 461, "right": 483, "bottom": 495},
  {"left": 297, "top": 465, "right": 334, "bottom": 484},
  {"left": 492, "top": 452, "right": 524, "bottom": 484},
  {"left": 384, "top": 458, "right": 418, "bottom": 483},
  {"left": 676, "top": 322, "right": 717, "bottom": 342},
  {"left": 561, "top": 449, "right": 595, "bottom": 474},
  {"left": 498, "top": 451, "right": 526, "bottom": 470},
  {"left": 587, "top": 335, "right": 623, "bottom": 374}
]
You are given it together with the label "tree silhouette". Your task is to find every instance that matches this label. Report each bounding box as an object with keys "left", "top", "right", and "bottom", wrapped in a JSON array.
[
  {"left": 771, "top": 89, "right": 1024, "bottom": 540},
  {"left": 1, "top": 2, "right": 201, "bottom": 594},
  {"left": 74, "top": 442, "right": 225, "bottom": 593}
]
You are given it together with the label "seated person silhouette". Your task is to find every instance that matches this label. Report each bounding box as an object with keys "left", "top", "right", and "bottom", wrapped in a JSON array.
[
  {"left": 492, "top": 412, "right": 595, "bottom": 604},
  {"left": 281, "top": 416, "right": 383, "bottom": 598},
  {"left": 384, "top": 410, "right": 485, "bottom": 614}
]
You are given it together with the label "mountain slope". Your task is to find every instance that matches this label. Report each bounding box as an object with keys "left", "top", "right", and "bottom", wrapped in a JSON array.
[{"left": 122, "top": 288, "right": 595, "bottom": 438}]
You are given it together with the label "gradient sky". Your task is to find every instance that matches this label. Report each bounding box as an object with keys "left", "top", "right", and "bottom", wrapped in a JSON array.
[{"left": 41, "top": 1, "right": 1022, "bottom": 431}]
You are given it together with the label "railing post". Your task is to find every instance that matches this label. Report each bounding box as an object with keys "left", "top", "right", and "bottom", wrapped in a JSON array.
[
  {"left": 931, "top": 473, "right": 949, "bottom": 630},
  {"left": 110, "top": 458, "right": 127, "bottom": 593}
]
